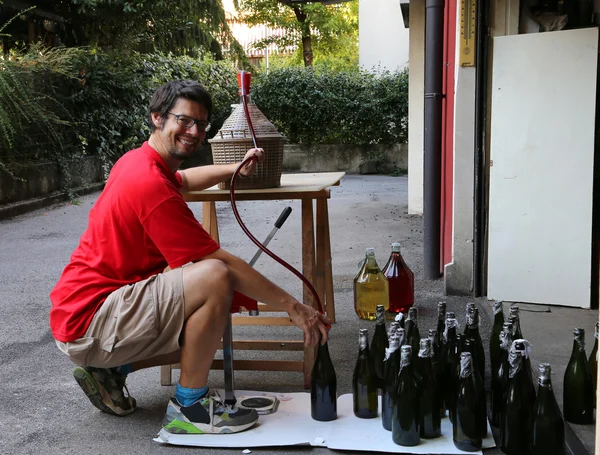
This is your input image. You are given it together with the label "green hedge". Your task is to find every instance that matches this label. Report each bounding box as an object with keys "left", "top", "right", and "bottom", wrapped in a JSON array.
[
  {"left": 252, "top": 67, "right": 408, "bottom": 145},
  {"left": 2, "top": 48, "right": 408, "bottom": 174}
]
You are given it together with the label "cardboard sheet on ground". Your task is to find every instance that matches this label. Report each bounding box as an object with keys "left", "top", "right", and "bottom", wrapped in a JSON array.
[{"left": 154, "top": 391, "right": 496, "bottom": 454}]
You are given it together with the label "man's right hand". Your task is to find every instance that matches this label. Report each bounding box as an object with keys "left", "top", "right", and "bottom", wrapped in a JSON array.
[{"left": 287, "top": 301, "right": 331, "bottom": 347}]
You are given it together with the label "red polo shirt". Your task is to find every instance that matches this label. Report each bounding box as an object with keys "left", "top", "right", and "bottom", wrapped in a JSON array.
[{"left": 49, "top": 142, "right": 219, "bottom": 342}]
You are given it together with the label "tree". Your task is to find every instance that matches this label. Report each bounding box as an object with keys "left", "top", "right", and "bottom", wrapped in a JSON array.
[
  {"left": 0, "top": 0, "right": 243, "bottom": 59},
  {"left": 235, "top": 0, "right": 357, "bottom": 68}
]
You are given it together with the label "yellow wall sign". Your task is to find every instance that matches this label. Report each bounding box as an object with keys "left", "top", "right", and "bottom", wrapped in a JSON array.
[{"left": 460, "top": 0, "right": 477, "bottom": 67}]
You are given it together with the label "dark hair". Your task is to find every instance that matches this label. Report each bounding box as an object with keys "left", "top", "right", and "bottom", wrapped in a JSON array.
[{"left": 148, "top": 80, "right": 213, "bottom": 133}]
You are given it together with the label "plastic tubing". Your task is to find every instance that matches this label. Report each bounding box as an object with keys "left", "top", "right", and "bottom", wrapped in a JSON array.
[{"left": 229, "top": 73, "right": 325, "bottom": 316}]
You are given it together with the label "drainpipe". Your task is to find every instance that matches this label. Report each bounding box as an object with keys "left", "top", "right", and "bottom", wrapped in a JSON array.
[
  {"left": 423, "top": 0, "right": 445, "bottom": 280},
  {"left": 473, "top": 0, "right": 490, "bottom": 296}
]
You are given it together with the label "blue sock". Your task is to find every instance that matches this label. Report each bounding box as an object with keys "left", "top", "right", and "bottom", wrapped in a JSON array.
[
  {"left": 115, "top": 363, "right": 132, "bottom": 375},
  {"left": 176, "top": 384, "right": 209, "bottom": 407}
]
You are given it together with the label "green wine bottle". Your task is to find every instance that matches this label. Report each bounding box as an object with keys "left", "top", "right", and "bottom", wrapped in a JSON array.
[
  {"left": 490, "top": 326, "right": 512, "bottom": 427},
  {"left": 464, "top": 307, "right": 486, "bottom": 381},
  {"left": 405, "top": 307, "right": 421, "bottom": 364},
  {"left": 489, "top": 301, "right": 505, "bottom": 385},
  {"left": 436, "top": 301, "right": 446, "bottom": 349},
  {"left": 508, "top": 306, "right": 523, "bottom": 340},
  {"left": 352, "top": 328, "right": 378, "bottom": 418},
  {"left": 388, "top": 321, "right": 400, "bottom": 341},
  {"left": 310, "top": 340, "right": 337, "bottom": 422},
  {"left": 530, "top": 363, "right": 565, "bottom": 455},
  {"left": 370, "top": 304, "right": 389, "bottom": 389},
  {"left": 463, "top": 303, "right": 475, "bottom": 336},
  {"left": 563, "top": 328, "right": 594, "bottom": 424},
  {"left": 417, "top": 338, "right": 441, "bottom": 438},
  {"left": 499, "top": 340, "right": 535, "bottom": 455},
  {"left": 381, "top": 335, "right": 400, "bottom": 430},
  {"left": 442, "top": 315, "right": 460, "bottom": 423},
  {"left": 588, "top": 322, "right": 598, "bottom": 409},
  {"left": 429, "top": 328, "right": 446, "bottom": 419},
  {"left": 513, "top": 338, "right": 537, "bottom": 409},
  {"left": 396, "top": 327, "right": 406, "bottom": 347},
  {"left": 392, "top": 345, "right": 420, "bottom": 447},
  {"left": 453, "top": 352, "right": 483, "bottom": 452},
  {"left": 461, "top": 337, "right": 487, "bottom": 439}
]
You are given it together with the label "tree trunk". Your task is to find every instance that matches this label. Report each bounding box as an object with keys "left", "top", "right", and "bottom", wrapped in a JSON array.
[{"left": 293, "top": 6, "right": 313, "bottom": 67}]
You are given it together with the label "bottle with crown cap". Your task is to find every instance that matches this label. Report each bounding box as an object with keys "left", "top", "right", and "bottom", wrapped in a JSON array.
[
  {"left": 352, "top": 329, "right": 378, "bottom": 418},
  {"left": 563, "top": 328, "right": 594, "bottom": 424},
  {"left": 531, "top": 363, "right": 564, "bottom": 455},
  {"left": 370, "top": 305, "right": 389, "bottom": 389},
  {"left": 392, "top": 345, "right": 420, "bottom": 447},
  {"left": 418, "top": 338, "right": 441, "bottom": 438}
]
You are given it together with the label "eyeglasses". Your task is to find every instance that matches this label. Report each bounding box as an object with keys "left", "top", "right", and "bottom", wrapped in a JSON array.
[{"left": 167, "top": 112, "right": 211, "bottom": 132}]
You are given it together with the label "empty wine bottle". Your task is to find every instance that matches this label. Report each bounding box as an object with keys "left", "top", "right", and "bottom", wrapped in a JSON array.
[
  {"left": 509, "top": 306, "right": 523, "bottom": 340},
  {"left": 461, "top": 338, "right": 487, "bottom": 439},
  {"left": 396, "top": 326, "right": 407, "bottom": 346},
  {"left": 500, "top": 340, "right": 536, "bottom": 455},
  {"left": 531, "top": 363, "right": 565, "bottom": 455},
  {"left": 429, "top": 328, "right": 446, "bottom": 419},
  {"left": 443, "top": 315, "right": 460, "bottom": 423},
  {"left": 405, "top": 307, "right": 421, "bottom": 359},
  {"left": 436, "top": 301, "right": 447, "bottom": 349},
  {"left": 464, "top": 307, "right": 485, "bottom": 381},
  {"left": 310, "top": 339, "right": 337, "bottom": 421},
  {"left": 392, "top": 345, "right": 420, "bottom": 447},
  {"left": 489, "top": 301, "right": 505, "bottom": 382},
  {"left": 382, "top": 242, "right": 414, "bottom": 318},
  {"left": 388, "top": 321, "right": 400, "bottom": 341},
  {"left": 490, "top": 326, "right": 512, "bottom": 427},
  {"left": 371, "top": 305, "right": 389, "bottom": 389},
  {"left": 563, "top": 328, "right": 594, "bottom": 424},
  {"left": 453, "top": 352, "right": 483, "bottom": 452},
  {"left": 382, "top": 335, "right": 401, "bottom": 431},
  {"left": 353, "top": 328, "right": 378, "bottom": 418},
  {"left": 589, "top": 322, "right": 598, "bottom": 409},
  {"left": 513, "top": 339, "right": 536, "bottom": 409},
  {"left": 354, "top": 248, "right": 389, "bottom": 320},
  {"left": 418, "top": 338, "right": 441, "bottom": 438}
]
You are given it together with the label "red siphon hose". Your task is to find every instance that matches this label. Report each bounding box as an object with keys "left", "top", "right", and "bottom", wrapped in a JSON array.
[{"left": 229, "top": 72, "right": 325, "bottom": 317}]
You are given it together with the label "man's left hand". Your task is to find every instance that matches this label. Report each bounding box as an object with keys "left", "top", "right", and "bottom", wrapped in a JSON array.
[{"left": 240, "top": 148, "right": 264, "bottom": 177}]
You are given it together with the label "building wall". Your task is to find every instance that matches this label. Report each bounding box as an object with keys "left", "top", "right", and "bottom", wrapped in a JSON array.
[
  {"left": 358, "top": 0, "right": 409, "bottom": 71},
  {"left": 408, "top": 0, "right": 425, "bottom": 214}
]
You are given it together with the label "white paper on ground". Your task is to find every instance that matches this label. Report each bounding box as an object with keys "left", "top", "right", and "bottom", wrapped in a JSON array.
[
  {"left": 326, "top": 394, "right": 495, "bottom": 454},
  {"left": 154, "top": 390, "right": 497, "bottom": 453},
  {"left": 153, "top": 391, "right": 329, "bottom": 448}
]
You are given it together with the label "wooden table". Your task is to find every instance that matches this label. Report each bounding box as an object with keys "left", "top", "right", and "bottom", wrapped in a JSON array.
[{"left": 160, "top": 172, "right": 344, "bottom": 388}]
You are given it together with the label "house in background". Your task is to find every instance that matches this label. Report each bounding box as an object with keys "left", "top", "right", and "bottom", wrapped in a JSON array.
[
  {"left": 222, "top": 0, "right": 296, "bottom": 68},
  {"left": 358, "top": 0, "right": 409, "bottom": 72},
  {"left": 405, "top": 0, "right": 600, "bottom": 313}
]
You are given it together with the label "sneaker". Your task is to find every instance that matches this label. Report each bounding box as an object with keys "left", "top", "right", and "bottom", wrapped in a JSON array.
[
  {"left": 73, "top": 366, "right": 136, "bottom": 416},
  {"left": 162, "top": 390, "right": 258, "bottom": 434}
]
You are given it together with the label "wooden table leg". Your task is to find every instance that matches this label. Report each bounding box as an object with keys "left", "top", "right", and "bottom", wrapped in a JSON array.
[
  {"left": 302, "top": 198, "right": 317, "bottom": 389},
  {"left": 316, "top": 197, "right": 335, "bottom": 322},
  {"left": 202, "top": 201, "right": 220, "bottom": 243}
]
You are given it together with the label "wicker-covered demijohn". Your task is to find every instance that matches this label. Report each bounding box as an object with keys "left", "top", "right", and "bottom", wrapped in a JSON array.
[{"left": 209, "top": 102, "right": 284, "bottom": 190}]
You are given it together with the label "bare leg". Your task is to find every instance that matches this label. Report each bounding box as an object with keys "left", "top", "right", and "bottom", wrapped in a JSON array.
[{"left": 178, "top": 259, "right": 232, "bottom": 388}]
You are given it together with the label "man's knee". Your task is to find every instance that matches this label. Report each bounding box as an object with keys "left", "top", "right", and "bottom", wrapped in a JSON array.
[{"left": 183, "top": 259, "right": 234, "bottom": 307}]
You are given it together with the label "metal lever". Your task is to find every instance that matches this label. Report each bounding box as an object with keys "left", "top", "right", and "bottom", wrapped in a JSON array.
[{"left": 222, "top": 206, "right": 293, "bottom": 406}]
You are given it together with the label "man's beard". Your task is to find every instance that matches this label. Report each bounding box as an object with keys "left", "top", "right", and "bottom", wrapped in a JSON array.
[{"left": 168, "top": 142, "right": 199, "bottom": 160}]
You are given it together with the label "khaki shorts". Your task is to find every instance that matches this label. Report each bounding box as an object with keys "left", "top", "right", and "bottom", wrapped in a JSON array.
[{"left": 56, "top": 268, "right": 185, "bottom": 368}]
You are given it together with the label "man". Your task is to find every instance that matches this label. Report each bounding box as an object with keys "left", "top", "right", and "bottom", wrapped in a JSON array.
[{"left": 49, "top": 80, "right": 331, "bottom": 435}]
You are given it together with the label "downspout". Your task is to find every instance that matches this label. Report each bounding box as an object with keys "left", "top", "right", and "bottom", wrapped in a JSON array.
[
  {"left": 473, "top": 0, "right": 490, "bottom": 296},
  {"left": 423, "top": 0, "right": 445, "bottom": 279}
]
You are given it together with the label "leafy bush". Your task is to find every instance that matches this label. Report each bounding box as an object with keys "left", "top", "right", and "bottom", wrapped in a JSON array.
[
  {"left": 252, "top": 67, "right": 408, "bottom": 145},
  {"left": 1, "top": 47, "right": 239, "bottom": 173}
]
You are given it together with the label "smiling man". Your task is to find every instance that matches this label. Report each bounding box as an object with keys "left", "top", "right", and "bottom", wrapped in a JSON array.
[{"left": 49, "top": 80, "right": 331, "bottom": 435}]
